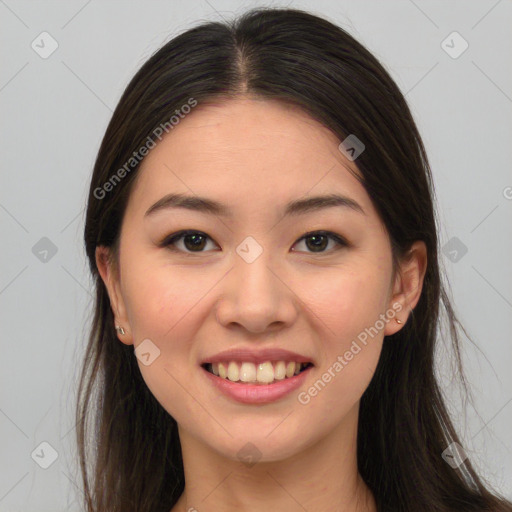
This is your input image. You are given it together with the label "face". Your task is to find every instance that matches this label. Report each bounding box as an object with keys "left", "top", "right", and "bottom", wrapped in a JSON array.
[{"left": 97, "top": 97, "right": 426, "bottom": 463}]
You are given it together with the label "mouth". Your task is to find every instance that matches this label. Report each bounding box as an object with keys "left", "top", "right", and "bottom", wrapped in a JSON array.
[{"left": 201, "top": 361, "right": 314, "bottom": 385}]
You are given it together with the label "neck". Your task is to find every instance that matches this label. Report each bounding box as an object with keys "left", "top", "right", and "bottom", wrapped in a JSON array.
[{"left": 171, "top": 404, "right": 376, "bottom": 512}]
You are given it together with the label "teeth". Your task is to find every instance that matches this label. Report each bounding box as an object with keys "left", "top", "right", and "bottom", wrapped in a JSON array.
[
  {"left": 227, "top": 361, "right": 239, "bottom": 381},
  {"left": 206, "top": 361, "right": 310, "bottom": 384},
  {"left": 274, "top": 361, "right": 286, "bottom": 380},
  {"left": 240, "top": 362, "right": 256, "bottom": 382},
  {"left": 257, "top": 362, "right": 274, "bottom": 383}
]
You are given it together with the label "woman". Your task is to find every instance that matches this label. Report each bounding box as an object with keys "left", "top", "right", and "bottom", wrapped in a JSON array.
[{"left": 77, "top": 7, "right": 512, "bottom": 512}]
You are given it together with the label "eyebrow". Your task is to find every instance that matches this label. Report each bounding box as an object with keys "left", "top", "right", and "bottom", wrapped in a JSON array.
[{"left": 144, "top": 192, "right": 365, "bottom": 218}]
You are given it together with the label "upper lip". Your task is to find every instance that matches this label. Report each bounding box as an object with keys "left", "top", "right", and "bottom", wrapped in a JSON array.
[{"left": 200, "top": 348, "right": 315, "bottom": 366}]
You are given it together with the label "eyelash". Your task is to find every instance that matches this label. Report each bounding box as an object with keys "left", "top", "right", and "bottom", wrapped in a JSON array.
[{"left": 160, "top": 229, "right": 348, "bottom": 255}]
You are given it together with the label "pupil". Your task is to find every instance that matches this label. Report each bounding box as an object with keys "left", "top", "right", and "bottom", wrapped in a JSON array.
[
  {"left": 185, "top": 234, "right": 206, "bottom": 251},
  {"left": 306, "top": 235, "right": 327, "bottom": 252},
  {"left": 183, "top": 234, "right": 327, "bottom": 252}
]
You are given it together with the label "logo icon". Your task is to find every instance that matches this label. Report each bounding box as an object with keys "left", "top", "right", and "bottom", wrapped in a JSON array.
[
  {"left": 441, "top": 31, "right": 469, "bottom": 59},
  {"left": 338, "top": 134, "right": 365, "bottom": 161},
  {"left": 31, "top": 32, "right": 59, "bottom": 59},
  {"left": 31, "top": 441, "right": 59, "bottom": 469},
  {"left": 32, "top": 237, "right": 58, "bottom": 263},
  {"left": 236, "top": 442, "right": 262, "bottom": 468},
  {"left": 135, "top": 339, "right": 161, "bottom": 366},
  {"left": 442, "top": 237, "right": 468, "bottom": 263},
  {"left": 442, "top": 442, "right": 468, "bottom": 468},
  {"left": 236, "top": 236, "right": 263, "bottom": 264}
]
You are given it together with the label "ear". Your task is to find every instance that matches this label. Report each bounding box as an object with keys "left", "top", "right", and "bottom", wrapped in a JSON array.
[
  {"left": 384, "top": 240, "right": 427, "bottom": 336},
  {"left": 95, "top": 245, "right": 133, "bottom": 345}
]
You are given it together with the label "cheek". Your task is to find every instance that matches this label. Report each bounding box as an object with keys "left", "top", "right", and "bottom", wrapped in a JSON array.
[
  {"left": 120, "top": 262, "right": 214, "bottom": 418},
  {"left": 297, "top": 266, "right": 389, "bottom": 405},
  {"left": 121, "top": 248, "right": 390, "bottom": 416},
  {"left": 299, "top": 264, "right": 391, "bottom": 340},
  {"left": 122, "top": 259, "right": 217, "bottom": 340}
]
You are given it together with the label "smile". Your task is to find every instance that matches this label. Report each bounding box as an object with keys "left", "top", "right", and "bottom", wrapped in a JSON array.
[
  {"left": 201, "top": 361, "right": 314, "bottom": 404},
  {"left": 202, "top": 361, "right": 314, "bottom": 384}
]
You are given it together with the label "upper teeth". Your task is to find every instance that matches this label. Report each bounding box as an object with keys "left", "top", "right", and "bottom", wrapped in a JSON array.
[{"left": 209, "top": 361, "right": 308, "bottom": 383}]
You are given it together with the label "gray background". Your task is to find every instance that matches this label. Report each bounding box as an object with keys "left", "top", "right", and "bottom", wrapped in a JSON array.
[{"left": 1, "top": 0, "right": 511, "bottom": 510}]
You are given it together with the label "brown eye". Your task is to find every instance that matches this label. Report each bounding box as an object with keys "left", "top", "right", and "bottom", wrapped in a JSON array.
[
  {"left": 292, "top": 231, "right": 348, "bottom": 254},
  {"left": 161, "top": 230, "right": 218, "bottom": 253},
  {"left": 161, "top": 229, "right": 347, "bottom": 255},
  {"left": 304, "top": 234, "right": 329, "bottom": 252}
]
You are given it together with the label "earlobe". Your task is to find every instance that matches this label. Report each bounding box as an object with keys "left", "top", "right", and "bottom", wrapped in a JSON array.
[
  {"left": 383, "top": 299, "right": 407, "bottom": 336},
  {"left": 95, "top": 246, "right": 133, "bottom": 345}
]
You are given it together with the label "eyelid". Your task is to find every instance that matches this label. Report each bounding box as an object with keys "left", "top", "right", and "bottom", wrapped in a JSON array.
[
  {"left": 296, "top": 230, "right": 348, "bottom": 247},
  {"left": 160, "top": 229, "right": 349, "bottom": 254},
  {"left": 159, "top": 229, "right": 216, "bottom": 249}
]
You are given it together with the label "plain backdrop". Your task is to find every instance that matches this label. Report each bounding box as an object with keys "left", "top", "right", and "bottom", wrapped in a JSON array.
[{"left": 1, "top": 0, "right": 511, "bottom": 510}]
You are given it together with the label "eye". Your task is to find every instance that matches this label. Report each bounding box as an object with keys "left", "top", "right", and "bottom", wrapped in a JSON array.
[
  {"left": 160, "top": 230, "right": 348, "bottom": 254},
  {"left": 160, "top": 230, "right": 218, "bottom": 253},
  {"left": 292, "top": 230, "right": 348, "bottom": 254}
]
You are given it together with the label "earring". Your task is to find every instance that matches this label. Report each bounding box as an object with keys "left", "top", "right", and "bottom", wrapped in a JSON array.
[
  {"left": 395, "top": 318, "right": 403, "bottom": 324},
  {"left": 115, "top": 325, "right": 126, "bottom": 335}
]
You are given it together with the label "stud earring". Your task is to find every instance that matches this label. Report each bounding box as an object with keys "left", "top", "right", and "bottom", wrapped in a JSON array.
[
  {"left": 395, "top": 318, "right": 403, "bottom": 324},
  {"left": 115, "top": 325, "right": 126, "bottom": 335}
]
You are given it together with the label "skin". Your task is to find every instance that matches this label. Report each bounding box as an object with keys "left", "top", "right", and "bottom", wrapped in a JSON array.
[{"left": 96, "top": 97, "right": 427, "bottom": 512}]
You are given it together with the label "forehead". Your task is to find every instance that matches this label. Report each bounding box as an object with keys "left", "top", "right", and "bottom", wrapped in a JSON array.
[
  {"left": 144, "top": 97, "right": 347, "bottom": 165},
  {"left": 127, "top": 97, "right": 374, "bottom": 221}
]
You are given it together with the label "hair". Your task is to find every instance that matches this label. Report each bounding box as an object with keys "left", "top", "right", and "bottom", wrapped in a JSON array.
[{"left": 77, "top": 6, "right": 512, "bottom": 512}]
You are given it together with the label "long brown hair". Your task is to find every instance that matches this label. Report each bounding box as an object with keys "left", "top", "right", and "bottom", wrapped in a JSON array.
[{"left": 78, "top": 7, "right": 512, "bottom": 511}]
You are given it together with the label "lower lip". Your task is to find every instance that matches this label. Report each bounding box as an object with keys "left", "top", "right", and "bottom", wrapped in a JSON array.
[{"left": 201, "top": 365, "right": 313, "bottom": 404}]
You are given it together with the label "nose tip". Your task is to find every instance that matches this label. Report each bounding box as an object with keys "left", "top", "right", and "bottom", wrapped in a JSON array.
[
  {"left": 215, "top": 302, "right": 287, "bottom": 334},
  {"left": 214, "top": 259, "right": 298, "bottom": 334}
]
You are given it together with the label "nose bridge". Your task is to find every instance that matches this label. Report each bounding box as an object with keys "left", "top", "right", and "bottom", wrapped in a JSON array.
[
  {"left": 214, "top": 235, "right": 296, "bottom": 332},
  {"left": 236, "top": 239, "right": 276, "bottom": 300}
]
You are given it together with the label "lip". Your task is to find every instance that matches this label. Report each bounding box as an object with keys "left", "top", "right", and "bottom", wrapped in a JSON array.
[
  {"left": 199, "top": 347, "right": 315, "bottom": 366},
  {"left": 201, "top": 364, "right": 314, "bottom": 404}
]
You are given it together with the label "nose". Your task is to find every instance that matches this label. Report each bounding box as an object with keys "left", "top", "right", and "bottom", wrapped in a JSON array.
[{"left": 214, "top": 250, "right": 298, "bottom": 335}]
